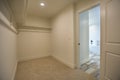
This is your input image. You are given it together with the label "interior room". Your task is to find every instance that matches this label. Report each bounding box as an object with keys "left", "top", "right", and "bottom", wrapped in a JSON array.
[
  {"left": 79, "top": 5, "right": 100, "bottom": 80},
  {"left": 0, "top": 0, "right": 120, "bottom": 80}
]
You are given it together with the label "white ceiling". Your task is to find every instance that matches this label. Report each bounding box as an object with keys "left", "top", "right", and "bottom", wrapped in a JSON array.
[
  {"left": 7, "top": 0, "right": 27, "bottom": 25},
  {"left": 27, "top": 0, "right": 77, "bottom": 18},
  {"left": 7, "top": 0, "right": 78, "bottom": 26}
]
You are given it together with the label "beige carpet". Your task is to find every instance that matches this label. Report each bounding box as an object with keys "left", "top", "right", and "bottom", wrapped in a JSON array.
[{"left": 15, "top": 56, "right": 95, "bottom": 80}]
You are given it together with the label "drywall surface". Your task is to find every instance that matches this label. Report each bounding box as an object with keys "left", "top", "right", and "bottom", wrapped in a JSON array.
[
  {"left": 25, "top": 15, "right": 51, "bottom": 28},
  {"left": 18, "top": 30, "right": 51, "bottom": 61},
  {"left": 0, "top": 1, "right": 17, "bottom": 80},
  {"left": 0, "top": 23, "right": 17, "bottom": 80},
  {"left": 18, "top": 13, "right": 51, "bottom": 61},
  {"left": 75, "top": 0, "right": 99, "bottom": 12},
  {"left": 79, "top": 11, "right": 89, "bottom": 65},
  {"left": 51, "top": 5, "right": 75, "bottom": 68}
]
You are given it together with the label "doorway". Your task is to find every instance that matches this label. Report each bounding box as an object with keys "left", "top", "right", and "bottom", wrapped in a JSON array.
[{"left": 79, "top": 5, "right": 100, "bottom": 80}]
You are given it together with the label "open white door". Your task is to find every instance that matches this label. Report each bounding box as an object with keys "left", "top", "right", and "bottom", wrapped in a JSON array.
[{"left": 101, "top": 0, "right": 120, "bottom": 80}]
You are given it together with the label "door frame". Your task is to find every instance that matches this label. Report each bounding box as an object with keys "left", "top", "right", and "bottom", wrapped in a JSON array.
[{"left": 74, "top": 1, "right": 101, "bottom": 69}]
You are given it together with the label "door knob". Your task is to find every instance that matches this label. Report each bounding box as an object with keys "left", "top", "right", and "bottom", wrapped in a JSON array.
[{"left": 78, "top": 43, "right": 80, "bottom": 45}]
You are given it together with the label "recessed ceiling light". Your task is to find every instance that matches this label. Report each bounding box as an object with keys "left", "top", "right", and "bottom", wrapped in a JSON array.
[{"left": 40, "top": 2, "right": 45, "bottom": 7}]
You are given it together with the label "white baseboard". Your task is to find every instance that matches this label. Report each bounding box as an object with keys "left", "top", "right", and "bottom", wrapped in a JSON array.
[
  {"left": 18, "top": 54, "right": 75, "bottom": 68},
  {"left": 18, "top": 54, "right": 50, "bottom": 62},
  {"left": 52, "top": 55, "right": 75, "bottom": 69},
  {"left": 11, "top": 61, "right": 17, "bottom": 80}
]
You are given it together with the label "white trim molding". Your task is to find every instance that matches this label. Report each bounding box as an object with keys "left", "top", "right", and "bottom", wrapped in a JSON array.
[
  {"left": 52, "top": 55, "right": 75, "bottom": 69},
  {"left": 19, "top": 55, "right": 51, "bottom": 62},
  {"left": 0, "top": 11, "right": 17, "bottom": 34},
  {"left": 18, "top": 26, "right": 51, "bottom": 30},
  {"left": 18, "top": 26, "right": 51, "bottom": 33}
]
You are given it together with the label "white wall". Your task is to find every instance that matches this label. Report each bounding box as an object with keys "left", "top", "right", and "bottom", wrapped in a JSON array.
[
  {"left": 75, "top": 0, "right": 99, "bottom": 12},
  {"left": 0, "top": 1, "right": 17, "bottom": 80},
  {"left": 0, "top": 23, "right": 17, "bottom": 80},
  {"left": 18, "top": 15, "right": 51, "bottom": 61},
  {"left": 25, "top": 15, "right": 51, "bottom": 28},
  {"left": 18, "top": 30, "right": 51, "bottom": 61},
  {"left": 51, "top": 4, "right": 75, "bottom": 68},
  {"left": 80, "top": 11, "right": 89, "bottom": 65}
]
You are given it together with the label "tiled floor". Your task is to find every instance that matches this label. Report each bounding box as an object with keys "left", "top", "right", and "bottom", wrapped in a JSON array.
[{"left": 80, "top": 56, "right": 100, "bottom": 80}]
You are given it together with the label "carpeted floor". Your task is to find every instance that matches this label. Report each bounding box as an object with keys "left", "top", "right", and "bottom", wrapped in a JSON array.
[{"left": 15, "top": 56, "right": 95, "bottom": 80}]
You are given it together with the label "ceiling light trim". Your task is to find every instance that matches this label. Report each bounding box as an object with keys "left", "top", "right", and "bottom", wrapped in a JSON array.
[{"left": 40, "top": 2, "right": 45, "bottom": 7}]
